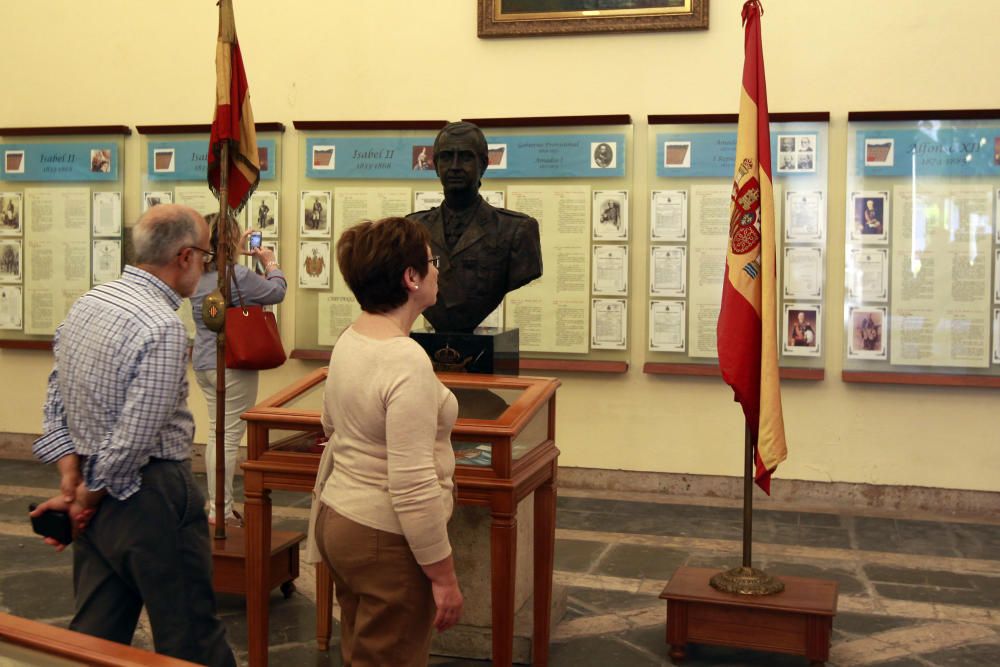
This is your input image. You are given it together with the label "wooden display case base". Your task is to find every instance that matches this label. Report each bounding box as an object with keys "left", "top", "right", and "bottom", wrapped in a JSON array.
[
  {"left": 210, "top": 525, "right": 304, "bottom": 598},
  {"left": 660, "top": 567, "right": 837, "bottom": 666}
]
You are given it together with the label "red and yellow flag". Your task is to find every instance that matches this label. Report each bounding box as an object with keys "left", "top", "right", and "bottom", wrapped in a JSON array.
[
  {"left": 208, "top": 0, "right": 259, "bottom": 213},
  {"left": 717, "top": 0, "right": 787, "bottom": 494}
]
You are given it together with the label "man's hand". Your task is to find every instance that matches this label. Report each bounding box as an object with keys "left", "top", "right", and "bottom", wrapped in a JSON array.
[
  {"left": 28, "top": 494, "right": 93, "bottom": 552},
  {"left": 55, "top": 453, "right": 81, "bottom": 503}
]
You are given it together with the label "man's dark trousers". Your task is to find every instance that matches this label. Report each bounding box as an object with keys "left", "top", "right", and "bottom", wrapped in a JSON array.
[{"left": 70, "top": 458, "right": 236, "bottom": 667}]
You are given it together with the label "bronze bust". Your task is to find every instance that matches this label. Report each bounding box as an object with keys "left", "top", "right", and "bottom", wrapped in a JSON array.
[{"left": 407, "top": 122, "right": 542, "bottom": 333}]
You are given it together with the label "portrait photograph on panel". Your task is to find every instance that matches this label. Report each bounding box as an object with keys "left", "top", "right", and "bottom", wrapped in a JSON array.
[
  {"left": 0, "top": 239, "right": 22, "bottom": 283},
  {"left": 250, "top": 190, "right": 279, "bottom": 238},
  {"left": 591, "top": 142, "right": 616, "bottom": 169},
  {"left": 0, "top": 193, "right": 22, "bottom": 236},
  {"left": 592, "top": 190, "right": 628, "bottom": 241},
  {"left": 783, "top": 303, "right": 821, "bottom": 357},
  {"left": 850, "top": 191, "right": 889, "bottom": 243},
  {"left": 300, "top": 191, "right": 332, "bottom": 237},
  {"left": 848, "top": 306, "right": 888, "bottom": 360},
  {"left": 143, "top": 191, "right": 173, "bottom": 212}
]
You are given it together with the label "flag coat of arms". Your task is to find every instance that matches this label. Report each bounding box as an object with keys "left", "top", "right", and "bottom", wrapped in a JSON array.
[
  {"left": 208, "top": 0, "right": 259, "bottom": 213},
  {"left": 717, "top": 0, "right": 787, "bottom": 494}
]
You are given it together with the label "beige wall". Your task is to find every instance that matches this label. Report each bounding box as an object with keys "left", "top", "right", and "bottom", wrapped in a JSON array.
[{"left": 1, "top": 1, "right": 997, "bottom": 491}]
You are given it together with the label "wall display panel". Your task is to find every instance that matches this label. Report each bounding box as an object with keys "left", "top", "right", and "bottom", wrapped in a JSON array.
[
  {"left": 293, "top": 117, "right": 633, "bottom": 372},
  {"left": 843, "top": 111, "right": 1000, "bottom": 386},
  {"left": 136, "top": 123, "right": 284, "bottom": 339},
  {"left": 293, "top": 122, "right": 446, "bottom": 354},
  {"left": 0, "top": 126, "right": 129, "bottom": 347},
  {"left": 642, "top": 114, "right": 830, "bottom": 379},
  {"left": 471, "top": 117, "right": 633, "bottom": 367}
]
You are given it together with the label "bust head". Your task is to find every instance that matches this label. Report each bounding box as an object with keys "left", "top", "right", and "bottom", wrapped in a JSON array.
[{"left": 433, "top": 122, "right": 489, "bottom": 197}]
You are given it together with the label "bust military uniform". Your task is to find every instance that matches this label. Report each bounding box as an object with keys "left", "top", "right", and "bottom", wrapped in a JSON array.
[{"left": 407, "top": 196, "right": 542, "bottom": 332}]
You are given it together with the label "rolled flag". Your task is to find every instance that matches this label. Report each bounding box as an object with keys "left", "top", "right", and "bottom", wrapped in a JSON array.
[{"left": 208, "top": 0, "right": 259, "bottom": 213}]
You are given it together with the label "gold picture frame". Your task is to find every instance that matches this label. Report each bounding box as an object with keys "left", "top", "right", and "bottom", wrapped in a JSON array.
[{"left": 478, "top": 0, "right": 709, "bottom": 38}]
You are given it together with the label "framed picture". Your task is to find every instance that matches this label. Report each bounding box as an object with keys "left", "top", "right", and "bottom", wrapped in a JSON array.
[
  {"left": 0, "top": 239, "right": 22, "bottom": 283},
  {"left": 300, "top": 191, "right": 331, "bottom": 238},
  {"left": 250, "top": 190, "right": 279, "bottom": 238},
  {"left": 478, "top": 0, "right": 709, "bottom": 38},
  {"left": 592, "top": 190, "right": 628, "bottom": 241},
  {"left": 0, "top": 285, "right": 22, "bottom": 330},
  {"left": 299, "top": 240, "right": 330, "bottom": 289},
  {"left": 783, "top": 304, "right": 821, "bottom": 357},
  {"left": 849, "top": 191, "right": 889, "bottom": 244},
  {"left": 0, "top": 193, "right": 23, "bottom": 236},
  {"left": 847, "top": 306, "right": 887, "bottom": 360}
]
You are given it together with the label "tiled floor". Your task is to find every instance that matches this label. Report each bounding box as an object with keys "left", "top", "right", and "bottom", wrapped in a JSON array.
[{"left": 2, "top": 458, "right": 999, "bottom": 666}]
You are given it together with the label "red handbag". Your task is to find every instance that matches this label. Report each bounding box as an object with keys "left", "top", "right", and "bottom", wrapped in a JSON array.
[{"left": 224, "top": 275, "right": 286, "bottom": 370}]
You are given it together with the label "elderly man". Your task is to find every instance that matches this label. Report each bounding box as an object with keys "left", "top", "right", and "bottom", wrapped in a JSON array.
[
  {"left": 30, "top": 204, "right": 236, "bottom": 666},
  {"left": 407, "top": 122, "right": 542, "bottom": 333}
]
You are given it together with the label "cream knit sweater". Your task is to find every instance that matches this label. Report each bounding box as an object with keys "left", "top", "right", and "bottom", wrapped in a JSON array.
[{"left": 319, "top": 327, "right": 457, "bottom": 565}]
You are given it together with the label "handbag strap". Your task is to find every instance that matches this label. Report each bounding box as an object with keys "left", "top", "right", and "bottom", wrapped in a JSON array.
[{"left": 231, "top": 266, "right": 247, "bottom": 313}]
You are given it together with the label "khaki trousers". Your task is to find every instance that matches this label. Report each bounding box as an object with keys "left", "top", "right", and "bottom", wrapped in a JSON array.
[{"left": 316, "top": 504, "right": 436, "bottom": 667}]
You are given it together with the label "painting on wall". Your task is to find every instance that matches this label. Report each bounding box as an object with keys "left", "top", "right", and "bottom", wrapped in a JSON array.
[{"left": 478, "top": 0, "right": 709, "bottom": 37}]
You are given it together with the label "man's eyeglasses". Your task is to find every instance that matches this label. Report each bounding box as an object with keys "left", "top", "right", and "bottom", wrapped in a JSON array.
[
  {"left": 427, "top": 256, "right": 440, "bottom": 269},
  {"left": 179, "top": 246, "right": 216, "bottom": 265}
]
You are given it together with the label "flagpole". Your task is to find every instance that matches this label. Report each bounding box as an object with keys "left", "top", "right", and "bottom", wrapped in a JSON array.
[
  {"left": 741, "top": 425, "right": 753, "bottom": 568},
  {"left": 213, "top": 142, "right": 231, "bottom": 542}
]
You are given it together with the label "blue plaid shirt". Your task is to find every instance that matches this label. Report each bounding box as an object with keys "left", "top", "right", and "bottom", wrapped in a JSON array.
[{"left": 33, "top": 266, "right": 195, "bottom": 500}]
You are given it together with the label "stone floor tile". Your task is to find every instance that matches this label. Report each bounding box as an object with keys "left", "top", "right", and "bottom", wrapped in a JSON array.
[
  {"left": 0, "top": 494, "right": 50, "bottom": 522},
  {"left": 263, "top": 642, "right": 345, "bottom": 666},
  {"left": 219, "top": 591, "right": 324, "bottom": 648},
  {"left": 0, "top": 566, "right": 75, "bottom": 618},
  {"left": 756, "top": 560, "right": 865, "bottom": 595},
  {"left": 0, "top": 460, "right": 60, "bottom": 488},
  {"left": 0, "top": 533, "right": 70, "bottom": 572},
  {"left": 865, "top": 563, "right": 977, "bottom": 588},
  {"left": 923, "top": 642, "right": 1000, "bottom": 666},
  {"left": 549, "top": 636, "right": 662, "bottom": 667},
  {"left": 873, "top": 582, "right": 996, "bottom": 609},
  {"left": 554, "top": 538, "right": 607, "bottom": 573},
  {"left": 952, "top": 523, "right": 1000, "bottom": 561},
  {"left": 566, "top": 586, "right": 661, "bottom": 613},
  {"left": 832, "top": 611, "right": 917, "bottom": 637},
  {"left": 594, "top": 543, "right": 689, "bottom": 581}
]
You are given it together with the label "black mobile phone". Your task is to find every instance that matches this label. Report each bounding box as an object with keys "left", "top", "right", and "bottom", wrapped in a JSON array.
[
  {"left": 28, "top": 503, "right": 73, "bottom": 545},
  {"left": 249, "top": 231, "right": 262, "bottom": 250}
]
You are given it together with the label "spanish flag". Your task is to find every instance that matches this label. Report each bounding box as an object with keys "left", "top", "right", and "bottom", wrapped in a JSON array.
[
  {"left": 717, "top": 0, "right": 787, "bottom": 494},
  {"left": 208, "top": 0, "right": 259, "bottom": 213}
]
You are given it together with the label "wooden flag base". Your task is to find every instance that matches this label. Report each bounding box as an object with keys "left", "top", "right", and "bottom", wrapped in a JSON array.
[
  {"left": 661, "top": 567, "right": 837, "bottom": 666},
  {"left": 209, "top": 524, "right": 305, "bottom": 599}
]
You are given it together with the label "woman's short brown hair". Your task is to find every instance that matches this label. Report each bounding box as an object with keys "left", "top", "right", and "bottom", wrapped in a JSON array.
[{"left": 336, "top": 217, "right": 430, "bottom": 313}]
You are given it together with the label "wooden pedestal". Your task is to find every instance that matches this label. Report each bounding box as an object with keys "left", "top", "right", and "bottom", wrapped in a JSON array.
[
  {"left": 660, "top": 567, "right": 837, "bottom": 666},
  {"left": 210, "top": 525, "right": 304, "bottom": 599}
]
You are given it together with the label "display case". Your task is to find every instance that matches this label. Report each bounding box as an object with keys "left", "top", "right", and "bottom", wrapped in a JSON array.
[{"left": 240, "top": 368, "right": 561, "bottom": 667}]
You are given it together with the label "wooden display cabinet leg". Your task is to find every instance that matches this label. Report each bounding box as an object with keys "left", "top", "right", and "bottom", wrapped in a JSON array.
[
  {"left": 316, "top": 562, "right": 334, "bottom": 651},
  {"left": 532, "top": 478, "right": 556, "bottom": 667},
  {"left": 668, "top": 643, "right": 687, "bottom": 664},
  {"left": 244, "top": 471, "right": 272, "bottom": 667},
  {"left": 490, "top": 511, "right": 517, "bottom": 667}
]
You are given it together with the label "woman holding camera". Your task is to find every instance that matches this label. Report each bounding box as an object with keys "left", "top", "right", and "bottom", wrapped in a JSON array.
[{"left": 190, "top": 213, "right": 287, "bottom": 526}]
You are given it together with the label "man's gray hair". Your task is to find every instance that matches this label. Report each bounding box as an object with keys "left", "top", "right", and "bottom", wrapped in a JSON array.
[{"left": 131, "top": 206, "right": 201, "bottom": 266}]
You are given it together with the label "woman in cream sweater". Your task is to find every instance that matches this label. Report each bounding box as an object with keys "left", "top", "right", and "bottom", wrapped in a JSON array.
[{"left": 315, "top": 216, "right": 462, "bottom": 666}]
